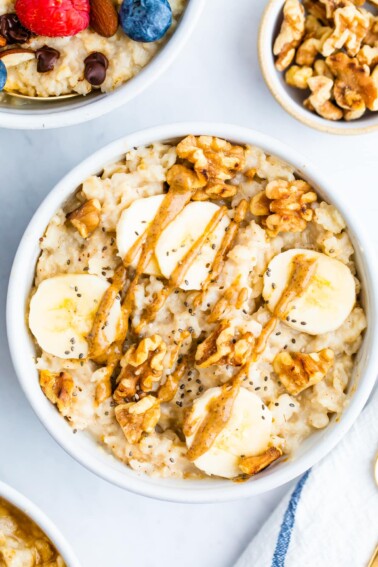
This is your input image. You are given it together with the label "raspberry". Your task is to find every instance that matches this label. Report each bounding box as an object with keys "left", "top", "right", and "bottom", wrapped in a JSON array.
[{"left": 15, "top": 0, "right": 90, "bottom": 37}]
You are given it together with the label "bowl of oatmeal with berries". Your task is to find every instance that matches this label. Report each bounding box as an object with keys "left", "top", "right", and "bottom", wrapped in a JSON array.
[
  {"left": 0, "top": 481, "right": 81, "bottom": 566},
  {"left": 259, "top": 0, "right": 378, "bottom": 134},
  {"left": 0, "top": 0, "right": 203, "bottom": 128},
  {"left": 7, "top": 123, "right": 378, "bottom": 502}
]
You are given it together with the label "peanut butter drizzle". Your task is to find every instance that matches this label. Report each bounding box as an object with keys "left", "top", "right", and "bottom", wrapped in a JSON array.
[
  {"left": 252, "top": 317, "right": 278, "bottom": 361},
  {"left": 185, "top": 379, "right": 240, "bottom": 461},
  {"left": 87, "top": 263, "right": 127, "bottom": 359},
  {"left": 208, "top": 275, "right": 242, "bottom": 323},
  {"left": 274, "top": 254, "right": 317, "bottom": 319},
  {"left": 185, "top": 255, "right": 319, "bottom": 460},
  {"left": 88, "top": 187, "right": 193, "bottom": 364},
  {"left": 136, "top": 206, "right": 228, "bottom": 332},
  {"left": 250, "top": 254, "right": 317, "bottom": 362},
  {"left": 117, "top": 188, "right": 194, "bottom": 341},
  {"left": 158, "top": 357, "right": 190, "bottom": 403},
  {"left": 193, "top": 200, "right": 248, "bottom": 308}
]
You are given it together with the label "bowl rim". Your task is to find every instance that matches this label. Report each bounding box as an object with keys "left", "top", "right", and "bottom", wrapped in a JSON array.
[
  {"left": 258, "top": 0, "right": 378, "bottom": 136},
  {"left": 0, "top": 0, "right": 205, "bottom": 130},
  {"left": 0, "top": 480, "right": 82, "bottom": 566},
  {"left": 6, "top": 122, "right": 378, "bottom": 503}
]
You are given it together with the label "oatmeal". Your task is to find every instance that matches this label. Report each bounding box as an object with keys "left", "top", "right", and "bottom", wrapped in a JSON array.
[
  {"left": 0, "top": 0, "right": 186, "bottom": 97},
  {"left": 0, "top": 498, "right": 65, "bottom": 566},
  {"left": 273, "top": 0, "right": 378, "bottom": 121},
  {"left": 28, "top": 135, "right": 366, "bottom": 480}
]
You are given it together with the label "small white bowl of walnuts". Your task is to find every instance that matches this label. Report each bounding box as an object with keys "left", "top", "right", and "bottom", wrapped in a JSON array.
[{"left": 259, "top": 0, "right": 378, "bottom": 134}]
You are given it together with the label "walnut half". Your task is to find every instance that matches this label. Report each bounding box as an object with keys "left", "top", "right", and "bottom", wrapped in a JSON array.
[
  {"left": 250, "top": 179, "right": 317, "bottom": 237},
  {"left": 273, "top": 0, "right": 306, "bottom": 71},
  {"left": 115, "top": 396, "right": 160, "bottom": 444},
  {"left": 67, "top": 198, "right": 101, "bottom": 238},
  {"left": 273, "top": 348, "right": 335, "bottom": 395},
  {"left": 175, "top": 135, "right": 245, "bottom": 201}
]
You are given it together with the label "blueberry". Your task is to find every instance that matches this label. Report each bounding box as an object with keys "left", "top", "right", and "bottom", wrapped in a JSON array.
[
  {"left": 120, "top": 0, "right": 172, "bottom": 43},
  {"left": 0, "top": 60, "right": 7, "bottom": 92}
]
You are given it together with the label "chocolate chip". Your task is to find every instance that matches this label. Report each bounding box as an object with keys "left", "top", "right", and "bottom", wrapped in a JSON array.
[
  {"left": 0, "top": 13, "right": 31, "bottom": 44},
  {"left": 36, "top": 45, "right": 60, "bottom": 73},
  {"left": 84, "top": 52, "right": 109, "bottom": 86}
]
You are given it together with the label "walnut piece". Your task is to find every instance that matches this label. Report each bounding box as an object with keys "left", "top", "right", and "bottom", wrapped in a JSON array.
[
  {"left": 305, "top": 75, "right": 344, "bottom": 120},
  {"left": 320, "top": 0, "right": 364, "bottom": 19},
  {"left": 115, "top": 396, "right": 160, "bottom": 444},
  {"left": 303, "top": 0, "right": 328, "bottom": 23},
  {"left": 285, "top": 64, "right": 313, "bottom": 88},
  {"left": 326, "top": 52, "right": 378, "bottom": 112},
  {"left": 274, "top": 0, "right": 306, "bottom": 71},
  {"left": 166, "top": 163, "right": 206, "bottom": 192},
  {"left": 67, "top": 198, "right": 101, "bottom": 238},
  {"left": 250, "top": 179, "right": 317, "bottom": 237},
  {"left": 195, "top": 320, "right": 254, "bottom": 368},
  {"left": 239, "top": 447, "right": 282, "bottom": 476},
  {"left": 39, "top": 370, "right": 74, "bottom": 414},
  {"left": 273, "top": 348, "right": 335, "bottom": 395},
  {"left": 321, "top": 5, "right": 369, "bottom": 57},
  {"left": 313, "top": 59, "right": 334, "bottom": 79},
  {"left": 175, "top": 135, "right": 245, "bottom": 201},
  {"left": 357, "top": 45, "right": 378, "bottom": 68},
  {"left": 113, "top": 335, "right": 167, "bottom": 404}
]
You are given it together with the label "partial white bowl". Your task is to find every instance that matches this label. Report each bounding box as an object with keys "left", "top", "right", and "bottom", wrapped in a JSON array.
[
  {"left": 0, "top": 480, "right": 81, "bottom": 566},
  {"left": 0, "top": 0, "right": 204, "bottom": 130},
  {"left": 258, "top": 0, "right": 378, "bottom": 135},
  {"left": 7, "top": 122, "right": 378, "bottom": 502}
]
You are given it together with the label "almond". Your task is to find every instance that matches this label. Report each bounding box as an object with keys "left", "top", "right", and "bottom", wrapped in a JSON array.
[
  {"left": 0, "top": 48, "right": 35, "bottom": 67},
  {"left": 90, "top": 0, "right": 118, "bottom": 38}
]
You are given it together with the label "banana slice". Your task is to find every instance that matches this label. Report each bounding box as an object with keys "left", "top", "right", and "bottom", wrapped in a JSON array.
[
  {"left": 29, "top": 274, "right": 121, "bottom": 359},
  {"left": 263, "top": 249, "right": 356, "bottom": 335},
  {"left": 155, "top": 202, "right": 230, "bottom": 290},
  {"left": 185, "top": 387, "right": 272, "bottom": 478},
  {"left": 116, "top": 194, "right": 165, "bottom": 276}
]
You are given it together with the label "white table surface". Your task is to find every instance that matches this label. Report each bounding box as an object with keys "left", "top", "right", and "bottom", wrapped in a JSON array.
[{"left": 1, "top": 1, "right": 378, "bottom": 566}]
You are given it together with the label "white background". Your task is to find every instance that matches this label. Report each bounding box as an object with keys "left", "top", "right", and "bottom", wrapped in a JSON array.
[{"left": 1, "top": 0, "right": 378, "bottom": 566}]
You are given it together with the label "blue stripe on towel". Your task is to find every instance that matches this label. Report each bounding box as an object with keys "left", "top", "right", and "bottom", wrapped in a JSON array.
[{"left": 271, "top": 470, "right": 311, "bottom": 567}]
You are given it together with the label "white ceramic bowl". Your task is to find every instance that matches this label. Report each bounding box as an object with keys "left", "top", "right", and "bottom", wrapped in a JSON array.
[
  {"left": 258, "top": 0, "right": 378, "bottom": 135},
  {"left": 0, "top": 0, "right": 204, "bottom": 130},
  {"left": 0, "top": 480, "right": 81, "bottom": 566},
  {"left": 7, "top": 122, "right": 378, "bottom": 502}
]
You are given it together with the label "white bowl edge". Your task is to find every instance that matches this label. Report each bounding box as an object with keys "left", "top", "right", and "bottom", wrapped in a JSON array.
[{"left": 6, "top": 122, "right": 378, "bottom": 503}]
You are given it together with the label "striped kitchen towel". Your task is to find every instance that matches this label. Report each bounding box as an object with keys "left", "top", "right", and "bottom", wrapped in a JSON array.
[{"left": 235, "top": 388, "right": 378, "bottom": 567}]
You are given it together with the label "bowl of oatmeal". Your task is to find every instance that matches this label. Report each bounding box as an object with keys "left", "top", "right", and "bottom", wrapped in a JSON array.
[
  {"left": 0, "top": 480, "right": 81, "bottom": 566},
  {"left": 0, "top": 0, "right": 203, "bottom": 129},
  {"left": 7, "top": 123, "right": 378, "bottom": 502},
  {"left": 259, "top": 0, "right": 378, "bottom": 134}
]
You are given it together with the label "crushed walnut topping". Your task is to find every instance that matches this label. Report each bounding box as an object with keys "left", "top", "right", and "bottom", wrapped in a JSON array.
[
  {"left": 174, "top": 135, "right": 245, "bottom": 201},
  {"left": 239, "top": 447, "right": 282, "bottom": 476},
  {"left": 113, "top": 335, "right": 167, "bottom": 403},
  {"left": 273, "top": 348, "right": 335, "bottom": 395},
  {"left": 274, "top": 0, "right": 378, "bottom": 121},
  {"left": 250, "top": 179, "right": 317, "bottom": 236},
  {"left": 115, "top": 396, "right": 161, "bottom": 444},
  {"left": 67, "top": 198, "right": 101, "bottom": 238},
  {"left": 195, "top": 320, "right": 255, "bottom": 368}
]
